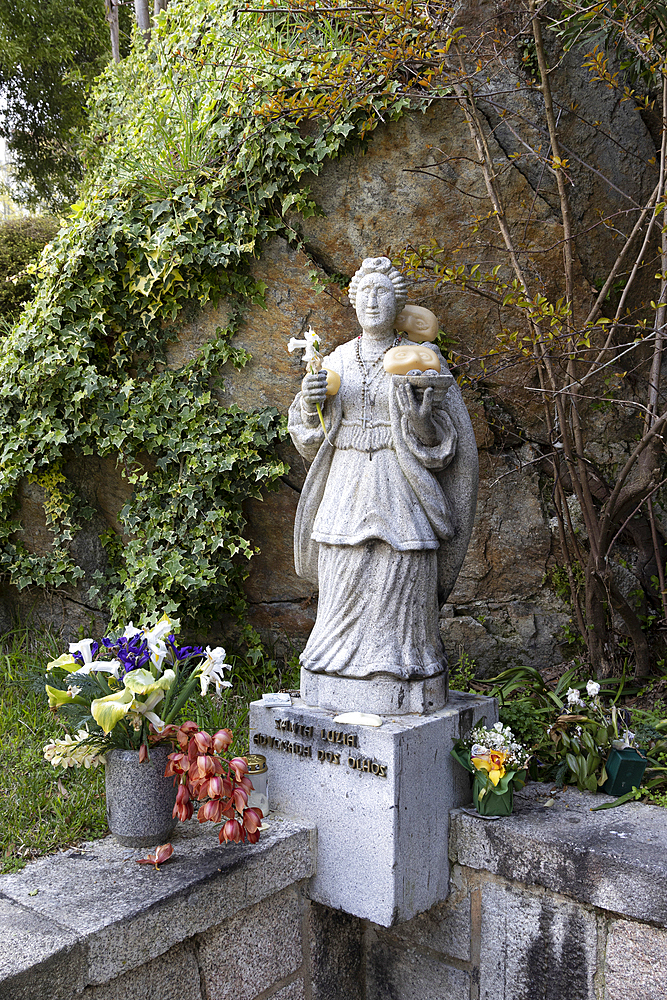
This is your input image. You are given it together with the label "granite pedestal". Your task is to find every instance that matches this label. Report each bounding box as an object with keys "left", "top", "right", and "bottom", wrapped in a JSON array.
[
  {"left": 300, "top": 666, "right": 448, "bottom": 715},
  {"left": 249, "top": 690, "right": 496, "bottom": 926}
]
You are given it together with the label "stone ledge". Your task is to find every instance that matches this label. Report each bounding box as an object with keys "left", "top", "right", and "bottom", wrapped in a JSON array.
[
  {"left": 449, "top": 783, "right": 667, "bottom": 927},
  {"left": 0, "top": 815, "right": 316, "bottom": 1000}
]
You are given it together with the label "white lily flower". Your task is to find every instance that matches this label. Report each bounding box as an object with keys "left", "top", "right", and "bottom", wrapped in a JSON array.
[
  {"left": 149, "top": 641, "right": 168, "bottom": 673},
  {"left": 143, "top": 613, "right": 173, "bottom": 650},
  {"left": 69, "top": 639, "right": 95, "bottom": 664},
  {"left": 70, "top": 659, "right": 122, "bottom": 681},
  {"left": 586, "top": 680, "right": 600, "bottom": 698},
  {"left": 198, "top": 645, "right": 232, "bottom": 696},
  {"left": 288, "top": 327, "right": 321, "bottom": 365},
  {"left": 143, "top": 711, "right": 168, "bottom": 733}
]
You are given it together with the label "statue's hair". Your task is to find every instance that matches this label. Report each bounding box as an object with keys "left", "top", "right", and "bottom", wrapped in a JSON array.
[{"left": 348, "top": 256, "right": 408, "bottom": 312}]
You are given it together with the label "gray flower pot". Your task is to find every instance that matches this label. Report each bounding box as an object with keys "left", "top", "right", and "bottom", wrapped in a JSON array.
[{"left": 105, "top": 747, "right": 177, "bottom": 847}]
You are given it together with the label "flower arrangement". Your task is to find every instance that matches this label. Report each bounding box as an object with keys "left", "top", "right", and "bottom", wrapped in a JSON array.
[
  {"left": 547, "top": 679, "right": 644, "bottom": 793},
  {"left": 43, "top": 613, "right": 231, "bottom": 766},
  {"left": 451, "top": 721, "right": 531, "bottom": 816},
  {"left": 164, "top": 721, "right": 264, "bottom": 844}
]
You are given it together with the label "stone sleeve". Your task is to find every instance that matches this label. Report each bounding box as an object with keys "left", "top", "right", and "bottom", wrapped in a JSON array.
[
  {"left": 401, "top": 404, "right": 458, "bottom": 470},
  {"left": 288, "top": 391, "right": 325, "bottom": 462}
]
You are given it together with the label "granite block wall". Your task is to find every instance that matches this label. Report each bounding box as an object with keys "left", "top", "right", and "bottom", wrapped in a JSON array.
[
  {"left": 3, "top": 786, "right": 667, "bottom": 1000},
  {"left": 361, "top": 785, "right": 667, "bottom": 1000}
]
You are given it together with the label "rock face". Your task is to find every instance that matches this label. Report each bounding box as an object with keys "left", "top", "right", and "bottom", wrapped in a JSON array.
[{"left": 5, "top": 27, "right": 658, "bottom": 675}]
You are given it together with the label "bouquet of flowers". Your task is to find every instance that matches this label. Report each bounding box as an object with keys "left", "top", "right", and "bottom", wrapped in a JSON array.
[
  {"left": 451, "top": 721, "right": 531, "bottom": 816},
  {"left": 43, "top": 612, "right": 231, "bottom": 767},
  {"left": 165, "top": 721, "right": 264, "bottom": 844}
]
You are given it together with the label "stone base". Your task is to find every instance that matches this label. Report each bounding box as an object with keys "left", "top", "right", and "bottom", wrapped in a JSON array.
[
  {"left": 249, "top": 690, "right": 497, "bottom": 926},
  {"left": 300, "top": 667, "right": 448, "bottom": 715}
]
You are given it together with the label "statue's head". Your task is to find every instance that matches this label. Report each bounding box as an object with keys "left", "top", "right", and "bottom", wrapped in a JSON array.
[{"left": 348, "top": 257, "right": 408, "bottom": 334}]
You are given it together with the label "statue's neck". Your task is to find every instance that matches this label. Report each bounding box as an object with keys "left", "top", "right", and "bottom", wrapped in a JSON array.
[{"left": 359, "top": 328, "right": 395, "bottom": 351}]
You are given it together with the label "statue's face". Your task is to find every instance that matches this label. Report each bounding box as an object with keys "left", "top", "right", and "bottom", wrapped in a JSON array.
[
  {"left": 383, "top": 344, "right": 441, "bottom": 375},
  {"left": 355, "top": 273, "right": 397, "bottom": 333}
]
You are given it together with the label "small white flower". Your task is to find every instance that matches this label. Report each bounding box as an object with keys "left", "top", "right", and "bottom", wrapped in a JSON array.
[
  {"left": 567, "top": 687, "right": 584, "bottom": 708},
  {"left": 122, "top": 622, "right": 142, "bottom": 639},
  {"left": 288, "top": 327, "right": 320, "bottom": 364},
  {"left": 493, "top": 722, "right": 504, "bottom": 731},
  {"left": 143, "top": 614, "right": 173, "bottom": 650},
  {"left": 586, "top": 680, "right": 600, "bottom": 698},
  {"left": 149, "top": 641, "right": 167, "bottom": 673},
  {"left": 43, "top": 729, "right": 105, "bottom": 770},
  {"left": 66, "top": 684, "right": 82, "bottom": 698}
]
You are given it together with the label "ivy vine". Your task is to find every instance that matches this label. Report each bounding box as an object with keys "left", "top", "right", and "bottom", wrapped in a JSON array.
[{"left": 0, "top": 0, "right": 442, "bottom": 627}]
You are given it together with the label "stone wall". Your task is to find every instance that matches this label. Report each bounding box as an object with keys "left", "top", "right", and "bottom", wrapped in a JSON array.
[
  {"left": 362, "top": 784, "right": 667, "bottom": 1000},
  {"left": 0, "top": 817, "right": 363, "bottom": 1000},
  {"left": 4, "top": 6, "right": 660, "bottom": 674},
  {"left": 4, "top": 785, "right": 666, "bottom": 1000}
]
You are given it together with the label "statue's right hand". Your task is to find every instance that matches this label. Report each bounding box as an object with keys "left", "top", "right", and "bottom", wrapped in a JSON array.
[{"left": 301, "top": 371, "right": 328, "bottom": 408}]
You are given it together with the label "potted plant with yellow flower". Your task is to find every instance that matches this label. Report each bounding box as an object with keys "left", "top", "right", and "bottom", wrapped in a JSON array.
[{"left": 451, "top": 721, "right": 531, "bottom": 816}]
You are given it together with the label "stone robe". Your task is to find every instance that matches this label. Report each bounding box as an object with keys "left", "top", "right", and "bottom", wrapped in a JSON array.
[{"left": 289, "top": 338, "right": 470, "bottom": 681}]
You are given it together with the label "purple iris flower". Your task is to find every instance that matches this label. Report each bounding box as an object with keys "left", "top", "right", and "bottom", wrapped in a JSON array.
[
  {"left": 166, "top": 636, "right": 204, "bottom": 661},
  {"left": 100, "top": 633, "right": 151, "bottom": 674}
]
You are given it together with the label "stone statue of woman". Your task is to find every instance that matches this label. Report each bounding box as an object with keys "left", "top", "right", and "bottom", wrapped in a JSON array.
[{"left": 288, "top": 257, "right": 478, "bottom": 714}]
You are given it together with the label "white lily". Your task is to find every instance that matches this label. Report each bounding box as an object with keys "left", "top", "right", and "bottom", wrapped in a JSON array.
[
  {"left": 148, "top": 641, "right": 168, "bottom": 673},
  {"left": 287, "top": 326, "right": 321, "bottom": 365},
  {"left": 197, "top": 645, "right": 232, "bottom": 696},
  {"left": 69, "top": 639, "right": 95, "bottom": 663},
  {"left": 69, "top": 658, "right": 122, "bottom": 680},
  {"left": 143, "top": 613, "right": 173, "bottom": 650}
]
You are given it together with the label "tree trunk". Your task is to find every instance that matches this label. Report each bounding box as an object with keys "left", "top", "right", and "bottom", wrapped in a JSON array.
[
  {"left": 105, "top": 0, "right": 120, "bottom": 63},
  {"left": 154, "top": 0, "right": 169, "bottom": 13},
  {"left": 134, "top": 0, "right": 151, "bottom": 45},
  {"left": 585, "top": 560, "right": 615, "bottom": 678}
]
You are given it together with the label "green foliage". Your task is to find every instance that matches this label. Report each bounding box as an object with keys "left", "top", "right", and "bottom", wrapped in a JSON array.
[
  {"left": 0, "top": 216, "right": 58, "bottom": 326},
  {"left": 498, "top": 700, "right": 546, "bottom": 749},
  {"left": 550, "top": 1, "right": 667, "bottom": 93},
  {"left": 0, "top": 0, "right": 129, "bottom": 208},
  {"left": 0, "top": 626, "right": 107, "bottom": 873},
  {"left": 449, "top": 646, "right": 477, "bottom": 692},
  {"left": 0, "top": 0, "right": 433, "bottom": 627},
  {"left": 481, "top": 663, "right": 667, "bottom": 802}
]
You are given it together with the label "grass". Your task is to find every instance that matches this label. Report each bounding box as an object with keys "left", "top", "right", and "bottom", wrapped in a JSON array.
[
  {"left": 0, "top": 627, "right": 108, "bottom": 873},
  {"left": 0, "top": 625, "right": 299, "bottom": 874}
]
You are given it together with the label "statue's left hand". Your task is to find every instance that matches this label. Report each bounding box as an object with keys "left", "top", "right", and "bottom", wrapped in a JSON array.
[{"left": 397, "top": 384, "right": 439, "bottom": 446}]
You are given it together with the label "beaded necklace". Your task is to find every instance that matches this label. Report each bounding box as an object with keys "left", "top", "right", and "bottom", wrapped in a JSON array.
[{"left": 355, "top": 333, "right": 403, "bottom": 431}]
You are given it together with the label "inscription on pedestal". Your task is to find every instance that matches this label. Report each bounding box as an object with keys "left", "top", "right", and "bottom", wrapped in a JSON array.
[{"left": 252, "top": 718, "right": 388, "bottom": 778}]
